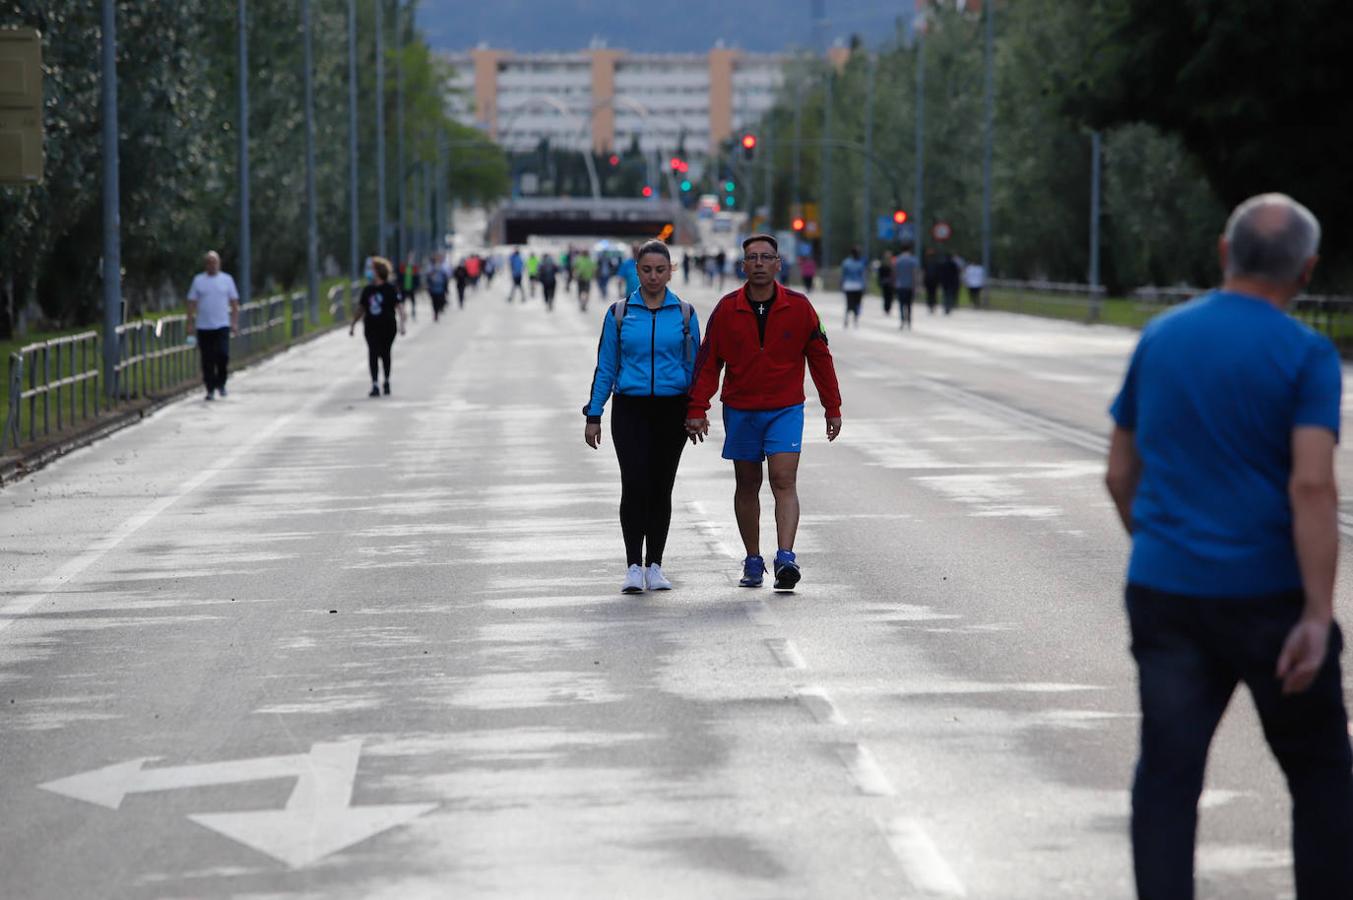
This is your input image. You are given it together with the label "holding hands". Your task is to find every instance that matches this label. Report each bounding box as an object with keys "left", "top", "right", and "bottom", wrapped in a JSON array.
[{"left": 684, "top": 417, "right": 708, "bottom": 445}]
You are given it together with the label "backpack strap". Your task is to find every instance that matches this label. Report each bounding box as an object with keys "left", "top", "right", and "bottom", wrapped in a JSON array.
[
  {"left": 610, "top": 299, "right": 627, "bottom": 358},
  {"left": 678, "top": 301, "right": 694, "bottom": 370}
]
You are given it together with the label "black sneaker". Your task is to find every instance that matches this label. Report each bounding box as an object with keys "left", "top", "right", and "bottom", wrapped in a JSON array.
[
  {"left": 739, "top": 555, "right": 765, "bottom": 587},
  {"left": 773, "top": 551, "right": 801, "bottom": 591},
  {"left": 205, "top": 390, "right": 214, "bottom": 401},
  {"left": 369, "top": 385, "right": 380, "bottom": 397},
  {"left": 382, "top": 382, "right": 390, "bottom": 395},
  {"left": 218, "top": 385, "right": 228, "bottom": 398}
]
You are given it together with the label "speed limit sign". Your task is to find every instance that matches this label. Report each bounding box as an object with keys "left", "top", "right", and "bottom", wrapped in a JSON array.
[{"left": 931, "top": 221, "right": 952, "bottom": 242}]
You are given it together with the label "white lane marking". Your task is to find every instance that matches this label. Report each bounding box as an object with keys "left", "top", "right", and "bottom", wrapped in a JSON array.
[
  {"left": 42, "top": 740, "right": 435, "bottom": 869},
  {"left": 765, "top": 637, "right": 807, "bottom": 669},
  {"left": 797, "top": 685, "right": 847, "bottom": 725},
  {"left": 835, "top": 743, "right": 895, "bottom": 797},
  {"left": 0, "top": 370, "right": 345, "bottom": 636},
  {"left": 883, "top": 817, "right": 967, "bottom": 897}
]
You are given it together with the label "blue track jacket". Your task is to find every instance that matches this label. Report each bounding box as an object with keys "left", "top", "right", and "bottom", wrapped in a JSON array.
[{"left": 583, "top": 289, "right": 701, "bottom": 420}]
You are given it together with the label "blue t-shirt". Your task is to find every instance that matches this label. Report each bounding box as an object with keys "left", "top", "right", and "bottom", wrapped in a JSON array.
[
  {"left": 619, "top": 258, "right": 639, "bottom": 295},
  {"left": 840, "top": 257, "right": 866, "bottom": 291},
  {"left": 1110, "top": 291, "right": 1342, "bottom": 597}
]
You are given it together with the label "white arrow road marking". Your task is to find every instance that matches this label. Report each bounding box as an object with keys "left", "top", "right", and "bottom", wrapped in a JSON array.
[{"left": 40, "top": 740, "right": 435, "bottom": 869}]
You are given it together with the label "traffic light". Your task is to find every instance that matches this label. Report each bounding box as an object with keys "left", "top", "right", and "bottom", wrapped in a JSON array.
[
  {"left": 680, "top": 179, "right": 692, "bottom": 192},
  {"left": 892, "top": 209, "right": 909, "bottom": 225},
  {"left": 792, "top": 216, "right": 806, "bottom": 232},
  {"left": 741, "top": 133, "right": 757, "bottom": 160},
  {"left": 641, "top": 185, "right": 653, "bottom": 198},
  {"left": 725, "top": 196, "right": 736, "bottom": 208},
  {"left": 608, "top": 154, "right": 620, "bottom": 167},
  {"left": 724, "top": 180, "right": 735, "bottom": 193},
  {"left": 669, "top": 156, "right": 688, "bottom": 174}
]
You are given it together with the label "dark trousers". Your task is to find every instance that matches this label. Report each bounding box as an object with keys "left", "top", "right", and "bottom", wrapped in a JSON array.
[
  {"left": 364, "top": 326, "right": 395, "bottom": 383},
  {"left": 197, "top": 327, "right": 230, "bottom": 392},
  {"left": 941, "top": 284, "right": 959, "bottom": 314},
  {"left": 611, "top": 394, "right": 688, "bottom": 567},
  {"left": 924, "top": 282, "right": 938, "bottom": 312},
  {"left": 881, "top": 283, "right": 895, "bottom": 315},
  {"left": 1127, "top": 584, "right": 1353, "bottom": 900},
  {"left": 542, "top": 280, "right": 557, "bottom": 308},
  {"left": 844, "top": 290, "right": 863, "bottom": 325},
  {"left": 897, "top": 288, "right": 914, "bottom": 328}
]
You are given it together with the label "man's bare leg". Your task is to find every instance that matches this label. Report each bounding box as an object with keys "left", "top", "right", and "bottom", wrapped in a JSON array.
[
  {"left": 767, "top": 452, "right": 801, "bottom": 552},
  {"left": 733, "top": 460, "right": 763, "bottom": 556}
]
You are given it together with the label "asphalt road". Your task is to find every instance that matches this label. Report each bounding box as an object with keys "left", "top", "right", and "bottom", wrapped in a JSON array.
[{"left": 2, "top": 275, "right": 1349, "bottom": 899}]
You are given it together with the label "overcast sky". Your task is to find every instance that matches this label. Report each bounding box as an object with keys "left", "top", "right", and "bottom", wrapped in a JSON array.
[{"left": 416, "top": 1, "right": 913, "bottom": 54}]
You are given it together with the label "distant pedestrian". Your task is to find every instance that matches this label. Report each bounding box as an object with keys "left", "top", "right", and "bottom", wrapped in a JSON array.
[
  {"left": 877, "top": 253, "right": 896, "bottom": 316},
  {"left": 598, "top": 253, "right": 615, "bottom": 299},
  {"left": 938, "top": 253, "right": 960, "bottom": 314},
  {"left": 426, "top": 259, "right": 449, "bottom": 320},
  {"left": 538, "top": 253, "right": 559, "bottom": 311},
  {"left": 399, "top": 256, "right": 419, "bottom": 319},
  {"left": 483, "top": 255, "right": 497, "bottom": 286},
  {"left": 800, "top": 254, "right": 817, "bottom": 291},
  {"left": 1105, "top": 193, "right": 1353, "bottom": 900},
  {"left": 964, "top": 259, "right": 986, "bottom": 308},
  {"left": 685, "top": 234, "right": 843, "bottom": 592},
  {"left": 923, "top": 249, "right": 940, "bottom": 313},
  {"left": 778, "top": 255, "right": 791, "bottom": 284},
  {"left": 618, "top": 244, "right": 641, "bottom": 298},
  {"left": 840, "top": 246, "right": 866, "bottom": 328},
  {"left": 349, "top": 256, "right": 406, "bottom": 397},
  {"left": 573, "top": 249, "right": 596, "bottom": 311},
  {"left": 465, "top": 254, "right": 481, "bottom": 289},
  {"left": 583, "top": 240, "right": 701, "bottom": 595},
  {"left": 526, "top": 252, "right": 539, "bottom": 297},
  {"left": 894, "top": 245, "right": 918, "bottom": 330},
  {"left": 186, "top": 250, "right": 240, "bottom": 401},
  {"left": 715, "top": 248, "right": 727, "bottom": 290},
  {"left": 453, "top": 259, "right": 469, "bottom": 309},
  {"left": 508, "top": 248, "right": 526, "bottom": 302},
  {"left": 682, "top": 251, "right": 692, "bottom": 284}
]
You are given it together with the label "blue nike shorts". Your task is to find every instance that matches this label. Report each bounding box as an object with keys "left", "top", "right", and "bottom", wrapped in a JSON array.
[{"left": 721, "top": 404, "right": 805, "bottom": 461}]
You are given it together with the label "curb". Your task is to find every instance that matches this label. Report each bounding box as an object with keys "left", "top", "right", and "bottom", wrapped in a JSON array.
[{"left": 0, "top": 322, "right": 344, "bottom": 488}]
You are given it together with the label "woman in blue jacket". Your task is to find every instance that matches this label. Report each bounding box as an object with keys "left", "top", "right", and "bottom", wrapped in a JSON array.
[{"left": 583, "top": 240, "right": 701, "bottom": 594}]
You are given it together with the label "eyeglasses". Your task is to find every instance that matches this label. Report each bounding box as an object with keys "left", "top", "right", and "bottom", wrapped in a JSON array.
[{"left": 744, "top": 254, "right": 779, "bottom": 263}]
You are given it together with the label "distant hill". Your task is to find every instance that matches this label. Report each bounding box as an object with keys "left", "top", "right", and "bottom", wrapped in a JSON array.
[{"left": 415, "top": 0, "right": 908, "bottom": 54}]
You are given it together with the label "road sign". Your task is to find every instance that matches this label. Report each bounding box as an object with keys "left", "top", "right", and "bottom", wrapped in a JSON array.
[
  {"left": 877, "top": 215, "right": 897, "bottom": 241},
  {"left": 931, "top": 221, "right": 953, "bottom": 242},
  {"left": 40, "top": 740, "right": 435, "bottom": 868},
  {"left": 801, "top": 202, "right": 820, "bottom": 238},
  {"left": 0, "top": 28, "right": 43, "bottom": 185}
]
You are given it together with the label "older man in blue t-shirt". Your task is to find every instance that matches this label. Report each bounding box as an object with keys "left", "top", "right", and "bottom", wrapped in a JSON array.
[{"left": 1106, "top": 193, "right": 1353, "bottom": 899}]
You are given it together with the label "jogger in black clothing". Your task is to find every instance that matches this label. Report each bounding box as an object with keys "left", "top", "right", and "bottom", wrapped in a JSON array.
[{"left": 349, "top": 257, "right": 406, "bottom": 397}]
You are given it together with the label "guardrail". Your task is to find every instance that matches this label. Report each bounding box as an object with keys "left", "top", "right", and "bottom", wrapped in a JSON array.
[
  {"left": 3, "top": 282, "right": 359, "bottom": 455},
  {"left": 987, "top": 279, "right": 1353, "bottom": 343}
]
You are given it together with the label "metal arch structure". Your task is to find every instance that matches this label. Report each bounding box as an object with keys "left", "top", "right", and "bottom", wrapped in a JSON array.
[{"left": 495, "top": 95, "right": 601, "bottom": 200}]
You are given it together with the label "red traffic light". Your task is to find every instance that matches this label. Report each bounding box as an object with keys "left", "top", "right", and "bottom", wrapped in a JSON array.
[
  {"left": 791, "top": 216, "right": 805, "bottom": 231},
  {"left": 608, "top": 154, "right": 620, "bottom": 166},
  {"left": 741, "top": 133, "right": 757, "bottom": 150},
  {"left": 892, "top": 209, "right": 909, "bottom": 225},
  {"left": 641, "top": 185, "right": 653, "bottom": 198},
  {"left": 670, "top": 156, "right": 682, "bottom": 170}
]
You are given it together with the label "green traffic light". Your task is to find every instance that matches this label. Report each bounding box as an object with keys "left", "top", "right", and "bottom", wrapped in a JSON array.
[
  {"left": 724, "top": 180, "right": 735, "bottom": 192},
  {"left": 725, "top": 196, "right": 735, "bottom": 207},
  {"left": 681, "top": 180, "right": 692, "bottom": 191}
]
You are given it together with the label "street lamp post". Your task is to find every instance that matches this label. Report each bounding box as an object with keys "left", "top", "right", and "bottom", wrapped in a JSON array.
[
  {"left": 302, "top": 0, "right": 319, "bottom": 328},
  {"left": 1089, "top": 131, "right": 1102, "bottom": 320},
  {"left": 347, "top": 0, "right": 359, "bottom": 308},
  {"left": 101, "top": 0, "right": 122, "bottom": 401},
  {"left": 375, "top": 0, "right": 387, "bottom": 258},
  {"left": 237, "top": 0, "right": 251, "bottom": 308},
  {"left": 861, "top": 53, "right": 876, "bottom": 263}
]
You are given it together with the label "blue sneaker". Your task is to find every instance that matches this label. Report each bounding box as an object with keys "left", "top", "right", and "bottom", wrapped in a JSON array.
[
  {"left": 739, "top": 555, "right": 765, "bottom": 587},
  {"left": 773, "top": 550, "right": 801, "bottom": 591}
]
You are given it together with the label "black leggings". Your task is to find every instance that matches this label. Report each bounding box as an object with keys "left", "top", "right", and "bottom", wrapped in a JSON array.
[
  {"left": 611, "top": 394, "right": 688, "bottom": 567},
  {"left": 365, "top": 327, "right": 395, "bottom": 382}
]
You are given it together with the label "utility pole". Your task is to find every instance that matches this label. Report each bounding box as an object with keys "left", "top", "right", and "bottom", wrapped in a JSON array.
[
  {"left": 101, "top": 0, "right": 122, "bottom": 401},
  {"left": 913, "top": 22, "right": 926, "bottom": 264},
  {"left": 302, "top": 0, "right": 319, "bottom": 328},
  {"left": 1089, "top": 131, "right": 1102, "bottom": 321},
  {"left": 981, "top": 0, "right": 995, "bottom": 281},
  {"left": 237, "top": 0, "right": 251, "bottom": 308},
  {"left": 861, "top": 53, "right": 876, "bottom": 263},
  {"left": 375, "top": 0, "right": 387, "bottom": 258},
  {"left": 792, "top": 80, "right": 802, "bottom": 212},
  {"left": 820, "top": 67, "right": 833, "bottom": 270},
  {"left": 396, "top": 0, "right": 406, "bottom": 266},
  {"left": 347, "top": 0, "right": 360, "bottom": 308}
]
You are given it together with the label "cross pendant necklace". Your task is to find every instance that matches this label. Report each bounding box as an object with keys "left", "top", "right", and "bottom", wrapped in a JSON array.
[{"left": 757, "top": 303, "right": 766, "bottom": 314}]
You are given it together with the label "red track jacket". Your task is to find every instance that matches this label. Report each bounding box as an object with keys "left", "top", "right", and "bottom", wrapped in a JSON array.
[{"left": 686, "top": 282, "right": 843, "bottom": 419}]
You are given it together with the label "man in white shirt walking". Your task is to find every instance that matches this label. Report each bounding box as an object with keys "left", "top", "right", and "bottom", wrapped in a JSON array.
[
  {"left": 963, "top": 259, "right": 986, "bottom": 308},
  {"left": 186, "top": 251, "right": 241, "bottom": 401}
]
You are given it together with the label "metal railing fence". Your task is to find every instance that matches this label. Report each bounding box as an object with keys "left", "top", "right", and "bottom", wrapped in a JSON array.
[{"left": 3, "top": 282, "right": 357, "bottom": 454}]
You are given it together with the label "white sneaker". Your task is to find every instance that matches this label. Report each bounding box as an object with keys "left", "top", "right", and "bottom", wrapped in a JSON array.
[
  {"left": 621, "top": 564, "right": 646, "bottom": 594},
  {"left": 645, "top": 564, "right": 672, "bottom": 591}
]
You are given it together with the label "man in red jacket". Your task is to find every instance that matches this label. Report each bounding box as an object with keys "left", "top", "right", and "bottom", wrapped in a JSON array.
[{"left": 685, "top": 234, "right": 843, "bottom": 590}]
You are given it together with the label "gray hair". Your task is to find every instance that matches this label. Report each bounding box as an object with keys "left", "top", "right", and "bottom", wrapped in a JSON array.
[{"left": 1223, "top": 193, "right": 1320, "bottom": 282}]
